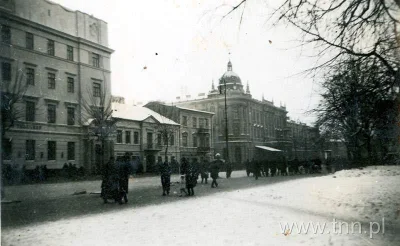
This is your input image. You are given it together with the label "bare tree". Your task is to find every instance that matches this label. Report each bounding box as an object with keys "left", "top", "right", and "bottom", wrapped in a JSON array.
[
  {"left": 81, "top": 76, "right": 117, "bottom": 175},
  {"left": 220, "top": 0, "right": 400, "bottom": 96},
  {"left": 315, "top": 56, "right": 396, "bottom": 164},
  {"left": 1, "top": 64, "right": 27, "bottom": 198},
  {"left": 1, "top": 64, "right": 27, "bottom": 138}
]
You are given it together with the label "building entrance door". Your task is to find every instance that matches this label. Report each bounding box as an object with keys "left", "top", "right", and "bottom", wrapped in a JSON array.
[{"left": 146, "top": 154, "right": 156, "bottom": 173}]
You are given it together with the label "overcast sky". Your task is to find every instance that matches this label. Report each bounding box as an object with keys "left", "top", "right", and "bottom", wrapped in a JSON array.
[{"left": 52, "top": 0, "right": 322, "bottom": 125}]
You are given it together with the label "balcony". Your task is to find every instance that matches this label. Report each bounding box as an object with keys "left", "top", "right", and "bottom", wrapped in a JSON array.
[{"left": 144, "top": 143, "right": 162, "bottom": 151}]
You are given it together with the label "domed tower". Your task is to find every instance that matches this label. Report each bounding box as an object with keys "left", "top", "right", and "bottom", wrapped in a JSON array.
[{"left": 218, "top": 61, "right": 244, "bottom": 93}]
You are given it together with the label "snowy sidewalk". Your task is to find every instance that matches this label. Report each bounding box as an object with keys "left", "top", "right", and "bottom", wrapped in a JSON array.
[{"left": 2, "top": 166, "right": 400, "bottom": 245}]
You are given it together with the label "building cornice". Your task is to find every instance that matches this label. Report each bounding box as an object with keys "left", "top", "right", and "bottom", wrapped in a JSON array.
[{"left": 0, "top": 10, "right": 114, "bottom": 54}]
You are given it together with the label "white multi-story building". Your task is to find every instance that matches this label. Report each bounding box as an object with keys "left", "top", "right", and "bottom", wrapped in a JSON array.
[{"left": 1, "top": 0, "right": 113, "bottom": 171}]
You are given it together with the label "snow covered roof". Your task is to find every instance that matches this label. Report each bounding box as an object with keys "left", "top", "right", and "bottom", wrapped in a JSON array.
[
  {"left": 112, "top": 103, "right": 179, "bottom": 126},
  {"left": 176, "top": 106, "right": 214, "bottom": 115},
  {"left": 255, "top": 146, "right": 282, "bottom": 152}
]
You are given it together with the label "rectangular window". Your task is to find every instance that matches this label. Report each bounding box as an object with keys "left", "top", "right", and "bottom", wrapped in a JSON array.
[
  {"left": 2, "top": 138, "right": 12, "bottom": 160},
  {"left": 205, "top": 118, "right": 209, "bottom": 128},
  {"left": 193, "top": 135, "right": 197, "bottom": 147},
  {"left": 2, "top": 62, "right": 11, "bottom": 81},
  {"left": 26, "top": 140, "right": 35, "bottom": 160},
  {"left": 67, "top": 107, "right": 75, "bottom": 125},
  {"left": 182, "top": 134, "right": 188, "bottom": 147},
  {"left": 134, "top": 131, "right": 139, "bottom": 144},
  {"left": 1, "top": 25, "right": 11, "bottom": 44},
  {"left": 26, "top": 101, "right": 35, "bottom": 122},
  {"left": 67, "top": 142, "right": 75, "bottom": 160},
  {"left": 47, "top": 39, "right": 54, "bottom": 55},
  {"left": 48, "top": 72, "right": 56, "bottom": 89},
  {"left": 116, "top": 130, "right": 122, "bottom": 143},
  {"left": 47, "top": 141, "right": 56, "bottom": 160},
  {"left": 47, "top": 104, "right": 56, "bottom": 123},
  {"left": 125, "top": 131, "right": 131, "bottom": 144},
  {"left": 26, "top": 32, "right": 34, "bottom": 49},
  {"left": 157, "top": 133, "right": 162, "bottom": 145},
  {"left": 93, "top": 82, "right": 101, "bottom": 97},
  {"left": 92, "top": 53, "right": 100, "bottom": 67},
  {"left": 192, "top": 117, "right": 197, "bottom": 128},
  {"left": 170, "top": 134, "right": 174, "bottom": 146},
  {"left": 67, "top": 45, "right": 73, "bottom": 61},
  {"left": 67, "top": 77, "right": 74, "bottom": 93},
  {"left": 199, "top": 118, "right": 205, "bottom": 128},
  {"left": 26, "top": 67, "right": 35, "bottom": 85},
  {"left": 182, "top": 116, "right": 187, "bottom": 126}
]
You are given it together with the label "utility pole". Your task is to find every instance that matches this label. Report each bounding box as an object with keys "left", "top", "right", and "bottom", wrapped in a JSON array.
[{"left": 220, "top": 78, "right": 231, "bottom": 177}]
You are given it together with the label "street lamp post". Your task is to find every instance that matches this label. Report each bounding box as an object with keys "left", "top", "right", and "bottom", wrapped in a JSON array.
[{"left": 220, "top": 78, "right": 231, "bottom": 177}]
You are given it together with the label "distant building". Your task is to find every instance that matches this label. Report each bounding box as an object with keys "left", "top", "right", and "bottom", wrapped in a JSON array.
[
  {"left": 112, "top": 103, "right": 180, "bottom": 173},
  {"left": 144, "top": 101, "right": 215, "bottom": 163},
  {"left": 1, "top": 0, "right": 113, "bottom": 170},
  {"left": 112, "top": 95, "right": 125, "bottom": 104},
  {"left": 175, "top": 61, "right": 290, "bottom": 166},
  {"left": 286, "top": 120, "right": 320, "bottom": 161}
]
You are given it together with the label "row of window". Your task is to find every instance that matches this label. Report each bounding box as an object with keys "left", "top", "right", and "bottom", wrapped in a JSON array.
[
  {"left": 25, "top": 101, "right": 75, "bottom": 125},
  {"left": 181, "top": 116, "right": 209, "bottom": 128},
  {"left": 1, "top": 25, "right": 101, "bottom": 67},
  {"left": 2, "top": 139, "right": 75, "bottom": 161},
  {"left": 116, "top": 130, "right": 179, "bottom": 147},
  {"left": 116, "top": 130, "right": 140, "bottom": 144},
  {"left": 181, "top": 133, "right": 209, "bottom": 148},
  {"left": 1, "top": 62, "right": 102, "bottom": 97}
]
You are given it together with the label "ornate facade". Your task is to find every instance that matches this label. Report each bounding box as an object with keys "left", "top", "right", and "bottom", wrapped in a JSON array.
[{"left": 176, "top": 61, "right": 291, "bottom": 166}]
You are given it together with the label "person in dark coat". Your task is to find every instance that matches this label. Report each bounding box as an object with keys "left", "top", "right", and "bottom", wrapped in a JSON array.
[
  {"left": 159, "top": 156, "right": 172, "bottom": 196},
  {"left": 209, "top": 153, "right": 222, "bottom": 188},
  {"left": 200, "top": 157, "right": 209, "bottom": 184},
  {"left": 101, "top": 156, "right": 123, "bottom": 204},
  {"left": 226, "top": 161, "right": 232, "bottom": 178},
  {"left": 252, "top": 158, "right": 260, "bottom": 180},
  {"left": 245, "top": 159, "right": 251, "bottom": 177},
  {"left": 119, "top": 155, "right": 131, "bottom": 203},
  {"left": 185, "top": 160, "right": 197, "bottom": 196}
]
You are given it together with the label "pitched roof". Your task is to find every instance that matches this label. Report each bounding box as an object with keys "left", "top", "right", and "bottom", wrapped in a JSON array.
[{"left": 112, "top": 103, "right": 179, "bottom": 126}]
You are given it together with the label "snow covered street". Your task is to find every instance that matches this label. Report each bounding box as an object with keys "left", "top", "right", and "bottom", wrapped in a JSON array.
[{"left": 2, "top": 166, "right": 400, "bottom": 245}]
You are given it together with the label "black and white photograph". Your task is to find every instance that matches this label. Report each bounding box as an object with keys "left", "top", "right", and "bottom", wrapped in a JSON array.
[{"left": 1, "top": 0, "right": 399, "bottom": 245}]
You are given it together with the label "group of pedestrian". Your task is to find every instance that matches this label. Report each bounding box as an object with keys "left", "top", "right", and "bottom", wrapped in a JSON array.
[
  {"left": 101, "top": 155, "right": 131, "bottom": 204},
  {"left": 156, "top": 153, "right": 224, "bottom": 197},
  {"left": 100, "top": 153, "right": 225, "bottom": 203}
]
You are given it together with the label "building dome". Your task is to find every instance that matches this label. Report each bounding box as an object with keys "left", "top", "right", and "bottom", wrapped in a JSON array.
[{"left": 219, "top": 61, "right": 242, "bottom": 85}]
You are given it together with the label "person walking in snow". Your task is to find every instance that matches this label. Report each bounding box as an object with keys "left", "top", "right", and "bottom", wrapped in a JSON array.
[
  {"left": 185, "top": 160, "right": 197, "bottom": 196},
  {"left": 159, "top": 156, "right": 172, "bottom": 196},
  {"left": 200, "top": 157, "right": 210, "bottom": 184},
  {"left": 209, "top": 153, "right": 222, "bottom": 188},
  {"left": 119, "top": 154, "right": 131, "bottom": 203}
]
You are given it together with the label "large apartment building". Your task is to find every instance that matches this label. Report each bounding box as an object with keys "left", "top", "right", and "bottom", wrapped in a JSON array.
[
  {"left": 176, "top": 61, "right": 290, "bottom": 166},
  {"left": 1, "top": 0, "right": 113, "bottom": 171}
]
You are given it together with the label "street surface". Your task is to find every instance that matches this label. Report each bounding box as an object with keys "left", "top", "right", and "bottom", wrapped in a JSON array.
[{"left": 2, "top": 167, "right": 400, "bottom": 245}]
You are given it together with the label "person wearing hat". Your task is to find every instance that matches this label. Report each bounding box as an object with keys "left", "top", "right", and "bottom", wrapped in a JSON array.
[{"left": 209, "top": 153, "right": 222, "bottom": 188}]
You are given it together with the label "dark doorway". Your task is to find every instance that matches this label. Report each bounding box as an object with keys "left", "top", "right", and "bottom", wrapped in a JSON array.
[{"left": 146, "top": 154, "right": 156, "bottom": 173}]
